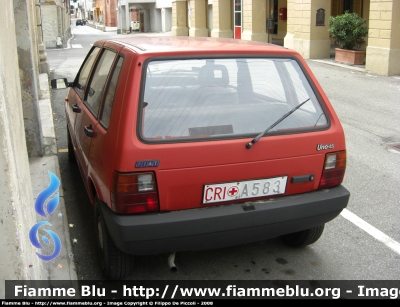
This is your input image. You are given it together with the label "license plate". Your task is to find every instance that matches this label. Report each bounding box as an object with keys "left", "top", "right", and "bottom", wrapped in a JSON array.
[{"left": 203, "top": 176, "right": 288, "bottom": 204}]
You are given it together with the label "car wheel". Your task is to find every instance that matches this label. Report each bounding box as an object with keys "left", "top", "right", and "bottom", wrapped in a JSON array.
[
  {"left": 67, "top": 128, "right": 76, "bottom": 163},
  {"left": 95, "top": 197, "right": 134, "bottom": 280},
  {"left": 281, "top": 224, "right": 325, "bottom": 247}
]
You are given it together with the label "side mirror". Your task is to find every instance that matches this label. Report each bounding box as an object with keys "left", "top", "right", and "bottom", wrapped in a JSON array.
[{"left": 51, "top": 78, "right": 72, "bottom": 89}]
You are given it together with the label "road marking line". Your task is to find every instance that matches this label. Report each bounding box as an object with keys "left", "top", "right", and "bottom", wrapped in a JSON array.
[
  {"left": 71, "top": 44, "right": 83, "bottom": 48},
  {"left": 58, "top": 149, "right": 68, "bottom": 153},
  {"left": 341, "top": 208, "right": 400, "bottom": 255}
]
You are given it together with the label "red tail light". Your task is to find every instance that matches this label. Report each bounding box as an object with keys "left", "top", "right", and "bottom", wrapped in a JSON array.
[
  {"left": 318, "top": 151, "right": 346, "bottom": 189},
  {"left": 111, "top": 171, "right": 159, "bottom": 214}
]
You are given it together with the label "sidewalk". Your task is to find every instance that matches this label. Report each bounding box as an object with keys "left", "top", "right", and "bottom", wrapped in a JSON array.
[
  {"left": 29, "top": 74, "right": 77, "bottom": 281},
  {"left": 270, "top": 40, "right": 367, "bottom": 73},
  {"left": 310, "top": 45, "right": 366, "bottom": 72},
  {"left": 85, "top": 20, "right": 117, "bottom": 32}
]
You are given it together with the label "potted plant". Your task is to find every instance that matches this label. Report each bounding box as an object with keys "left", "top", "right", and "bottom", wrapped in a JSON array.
[{"left": 328, "top": 11, "right": 369, "bottom": 65}]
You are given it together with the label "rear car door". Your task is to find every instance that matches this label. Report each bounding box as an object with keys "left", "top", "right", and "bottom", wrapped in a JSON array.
[
  {"left": 74, "top": 48, "right": 118, "bottom": 184},
  {"left": 88, "top": 52, "right": 125, "bottom": 201}
]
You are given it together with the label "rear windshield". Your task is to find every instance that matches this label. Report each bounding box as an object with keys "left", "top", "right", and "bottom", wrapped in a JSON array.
[{"left": 140, "top": 58, "right": 328, "bottom": 142}]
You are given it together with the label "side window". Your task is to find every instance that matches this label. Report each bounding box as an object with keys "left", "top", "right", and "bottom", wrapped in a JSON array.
[
  {"left": 85, "top": 49, "right": 117, "bottom": 117},
  {"left": 75, "top": 47, "right": 101, "bottom": 100},
  {"left": 100, "top": 57, "right": 124, "bottom": 129}
]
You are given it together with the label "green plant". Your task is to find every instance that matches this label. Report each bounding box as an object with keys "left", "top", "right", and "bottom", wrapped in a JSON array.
[{"left": 328, "top": 11, "right": 369, "bottom": 50}]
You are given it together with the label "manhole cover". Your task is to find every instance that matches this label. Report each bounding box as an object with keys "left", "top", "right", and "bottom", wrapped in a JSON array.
[{"left": 384, "top": 143, "right": 400, "bottom": 154}]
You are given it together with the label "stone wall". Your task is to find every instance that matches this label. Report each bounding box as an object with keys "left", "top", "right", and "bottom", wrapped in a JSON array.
[
  {"left": 42, "top": 4, "right": 58, "bottom": 48},
  {"left": 366, "top": 0, "right": 400, "bottom": 76},
  {"left": 104, "top": 0, "right": 117, "bottom": 26},
  {"left": 0, "top": 0, "right": 44, "bottom": 299},
  {"left": 284, "top": 0, "right": 331, "bottom": 59}
]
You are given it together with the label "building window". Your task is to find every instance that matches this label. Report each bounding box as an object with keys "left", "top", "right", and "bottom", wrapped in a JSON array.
[
  {"left": 343, "top": 0, "right": 353, "bottom": 13},
  {"left": 331, "top": 0, "right": 363, "bottom": 17},
  {"left": 234, "top": 0, "right": 241, "bottom": 26},
  {"left": 234, "top": 0, "right": 242, "bottom": 39}
]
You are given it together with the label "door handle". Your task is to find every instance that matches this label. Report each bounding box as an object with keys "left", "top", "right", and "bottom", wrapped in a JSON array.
[
  {"left": 84, "top": 125, "right": 93, "bottom": 137},
  {"left": 72, "top": 104, "right": 81, "bottom": 113}
]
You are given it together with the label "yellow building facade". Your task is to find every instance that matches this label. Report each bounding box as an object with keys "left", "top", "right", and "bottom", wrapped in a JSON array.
[{"left": 171, "top": 0, "right": 400, "bottom": 76}]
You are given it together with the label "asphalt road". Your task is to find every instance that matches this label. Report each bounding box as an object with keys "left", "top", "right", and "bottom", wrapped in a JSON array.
[{"left": 47, "top": 22, "right": 400, "bottom": 281}]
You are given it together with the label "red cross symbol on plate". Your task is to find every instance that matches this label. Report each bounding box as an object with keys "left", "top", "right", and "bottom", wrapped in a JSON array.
[{"left": 227, "top": 186, "right": 239, "bottom": 197}]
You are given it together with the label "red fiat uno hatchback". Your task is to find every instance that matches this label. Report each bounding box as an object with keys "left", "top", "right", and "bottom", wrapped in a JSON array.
[{"left": 52, "top": 36, "right": 350, "bottom": 280}]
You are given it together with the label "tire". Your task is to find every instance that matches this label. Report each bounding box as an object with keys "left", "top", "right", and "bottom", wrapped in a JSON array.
[
  {"left": 95, "top": 197, "right": 134, "bottom": 280},
  {"left": 67, "top": 128, "right": 76, "bottom": 163},
  {"left": 281, "top": 224, "right": 325, "bottom": 247}
]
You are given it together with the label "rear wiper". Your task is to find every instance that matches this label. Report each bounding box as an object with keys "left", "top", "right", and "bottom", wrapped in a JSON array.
[{"left": 246, "top": 98, "right": 310, "bottom": 149}]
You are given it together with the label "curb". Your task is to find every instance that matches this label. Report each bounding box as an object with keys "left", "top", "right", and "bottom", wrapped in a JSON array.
[
  {"left": 39, "top": 74, "right": 57, "bottom": 156},
  {"left": 33, "top": 73, "right": 78, "bottom": 281},
  {"left": 85, "top": 21, "right": 117, "bottom": 32},
  {"left": 29, "top": 157, "right": 78, "bottom": 281},
  {"left": 311, "top": 59, "right": 366, "bottom": 72}
]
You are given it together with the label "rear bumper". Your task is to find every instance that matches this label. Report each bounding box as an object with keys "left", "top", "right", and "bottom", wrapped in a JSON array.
[{"left": 100, "top": 185, "right": 350, "bottom": 255}]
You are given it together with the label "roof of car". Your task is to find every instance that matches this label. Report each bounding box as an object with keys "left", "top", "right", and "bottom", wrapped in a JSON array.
[{"left": 103, "top": 36, "right": 295, "bottom": 55}]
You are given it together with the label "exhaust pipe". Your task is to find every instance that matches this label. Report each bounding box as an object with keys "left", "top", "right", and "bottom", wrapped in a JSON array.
[{"left": 168, "top": 252, "right": 177, "bottom": 272}]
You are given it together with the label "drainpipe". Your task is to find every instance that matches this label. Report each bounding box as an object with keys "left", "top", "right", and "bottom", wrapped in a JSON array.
[{"left": 117, "top": 0, "right": 121, "bottom": 34}]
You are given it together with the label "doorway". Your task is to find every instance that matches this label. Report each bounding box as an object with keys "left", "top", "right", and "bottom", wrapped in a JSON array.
[{"left": 140, "top": 12, "right": 144, "bottom": 32}]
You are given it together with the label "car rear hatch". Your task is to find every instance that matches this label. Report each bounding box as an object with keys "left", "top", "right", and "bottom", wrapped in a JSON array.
[{"left": 115, "top": 56, "right": 346, "bottom": 213}]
